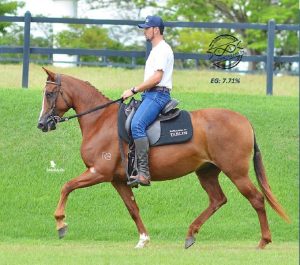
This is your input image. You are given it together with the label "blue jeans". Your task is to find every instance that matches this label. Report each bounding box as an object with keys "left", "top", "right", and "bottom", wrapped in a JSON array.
[{"left": 131, "top": 90, "right": 171, "bottom": 139}]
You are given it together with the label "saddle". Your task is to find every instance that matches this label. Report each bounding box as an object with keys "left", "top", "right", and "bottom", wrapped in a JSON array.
[
  {"left": 118, "top": 97, "right": 193, "bottom": 181},
  {"left": 118, "top": 98, "right": 193, "bottom": 147}
]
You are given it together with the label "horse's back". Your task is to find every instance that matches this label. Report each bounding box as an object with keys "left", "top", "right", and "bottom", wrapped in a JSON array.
[
  {"left": 191, "top": 107, "right": 250, "bottom": 123},
  {"left": 190, "top": 108, "right": 253, "bottom": 136}
]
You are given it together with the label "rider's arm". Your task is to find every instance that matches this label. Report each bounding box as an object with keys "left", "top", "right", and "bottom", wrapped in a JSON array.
[
  {"left": 122, "top": 70, "right": 163, "bottom": 99},
  {"left": 134, "top": 70, "right": 163, "bottom": 93}
]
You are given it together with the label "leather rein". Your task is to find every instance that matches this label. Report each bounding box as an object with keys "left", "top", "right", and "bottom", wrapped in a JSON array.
[{"left": 46, "top": 74, "right": 123, "bottom": 124}]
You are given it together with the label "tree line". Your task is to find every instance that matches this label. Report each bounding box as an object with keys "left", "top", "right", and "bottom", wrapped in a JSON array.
[{"left": 0, "top": 0, "right": 298, "bottom": 70}]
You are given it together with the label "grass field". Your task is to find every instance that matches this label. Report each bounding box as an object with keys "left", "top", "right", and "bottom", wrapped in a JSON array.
[
  {"left": 0, "top": 64, "right": 298, "bottom": 96},
  {"left": 0, "top": 65, "right": 298, "bottom": 264},
  {"left": 0, "top": 240, "right": 298, "bottom": 265}
]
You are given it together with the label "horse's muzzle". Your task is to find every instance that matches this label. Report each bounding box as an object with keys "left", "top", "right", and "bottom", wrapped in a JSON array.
[{"left": 37, "top": 116, "right": 57, "bottom": 132}]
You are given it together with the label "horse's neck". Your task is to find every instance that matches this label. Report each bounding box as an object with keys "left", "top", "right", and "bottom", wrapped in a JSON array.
[{"left": 70, "top": 80, "right": 111, "bottom": 135}]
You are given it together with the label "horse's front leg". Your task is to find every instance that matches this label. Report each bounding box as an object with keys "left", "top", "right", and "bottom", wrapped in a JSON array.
[
  {"left": 54, "top": 168, "right": 110, "bottom": 238},
  {"left": 112, "top": 180, "right": 150, "bottom": 248}
]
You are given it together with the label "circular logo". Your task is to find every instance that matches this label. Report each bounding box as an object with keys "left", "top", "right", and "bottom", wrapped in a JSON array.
[{"left": 207, "top": 34, "right": 244, "bottom": 69}]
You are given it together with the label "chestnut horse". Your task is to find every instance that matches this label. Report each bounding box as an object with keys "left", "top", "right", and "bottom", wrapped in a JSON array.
[{"left": 37, "top": 68, "right": 289, "bottom": 249}]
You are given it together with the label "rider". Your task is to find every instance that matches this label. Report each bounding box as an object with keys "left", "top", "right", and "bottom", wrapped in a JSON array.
[{"left": 122, "top": 15, "right": 174, "bottom": 187}]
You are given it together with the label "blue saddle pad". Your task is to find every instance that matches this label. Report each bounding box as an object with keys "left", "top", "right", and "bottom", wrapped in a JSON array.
[{"left": 118, "top": 103, "right": 193, "bottom": 147}]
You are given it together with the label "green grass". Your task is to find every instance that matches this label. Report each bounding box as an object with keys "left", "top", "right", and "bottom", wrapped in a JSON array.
[
  {"left": 0, "top": 88, "right": 298, "bottom": 241},
  {"left": 0, "top": 65, "right": 298, "bottom": 263},
  {"left": 0, "top": 64, "right": 298, "bottom": 96},
  {"left": 0, "top": 240, "right": 298, "bottom": 265}
]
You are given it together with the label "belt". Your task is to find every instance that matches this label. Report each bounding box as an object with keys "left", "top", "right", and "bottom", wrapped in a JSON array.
[{"left": 150, "top": 86, "right": 170, "bottom": 92}]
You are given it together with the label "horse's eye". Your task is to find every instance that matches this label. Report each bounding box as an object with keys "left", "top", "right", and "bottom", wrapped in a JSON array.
[{"left": 46, "top": 92, "right": 54, "bottom": 98}]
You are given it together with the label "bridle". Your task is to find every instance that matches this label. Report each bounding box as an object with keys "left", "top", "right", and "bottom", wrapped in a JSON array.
[
  {"left": 45, "top": 74, "right": 72, "bottom": 125},
  {"left": 44, "top": 74, "right": 123, "bottom": 125},
  {"left": 46, "top": 74, "right": 73, "bottom": 110}
]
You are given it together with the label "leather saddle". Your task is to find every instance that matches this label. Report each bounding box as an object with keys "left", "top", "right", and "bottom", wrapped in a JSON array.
[{"left": 118, "top": 98, "right": 193, "bottom": 147}]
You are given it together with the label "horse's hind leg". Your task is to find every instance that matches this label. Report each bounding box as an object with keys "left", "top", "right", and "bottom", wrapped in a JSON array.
[
  {"left": 185, "top": 164, "right": 227, "bottom": 249},
  {"left": 228, "top": 174, "right": 272, "bottom": 249}
]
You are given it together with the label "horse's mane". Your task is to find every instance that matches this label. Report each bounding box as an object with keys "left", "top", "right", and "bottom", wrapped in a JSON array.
[
  {"left": 83, "top": 80, "right": 111, "bottom": 102},
  {"left": 64, "top": 74, "right": 111, "bottom": 102}
]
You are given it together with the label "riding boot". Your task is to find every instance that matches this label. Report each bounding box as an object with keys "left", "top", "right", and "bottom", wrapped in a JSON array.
[{"left": 128, "top": 137, "right": 151, "bottom": 186}]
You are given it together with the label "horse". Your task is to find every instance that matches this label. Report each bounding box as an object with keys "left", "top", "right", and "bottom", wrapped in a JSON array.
[{"left": 37, "top": 67, "right": 290, "bottom": 249}]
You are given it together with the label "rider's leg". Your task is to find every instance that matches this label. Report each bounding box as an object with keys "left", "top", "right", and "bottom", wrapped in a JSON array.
[{"left": 129, "top": 91, "right": 170, "bottom": 186}]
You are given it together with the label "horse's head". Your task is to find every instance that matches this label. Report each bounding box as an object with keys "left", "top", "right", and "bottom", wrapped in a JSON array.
[{"left": 37, "top": 67, "right": 72, "bottom": 132}]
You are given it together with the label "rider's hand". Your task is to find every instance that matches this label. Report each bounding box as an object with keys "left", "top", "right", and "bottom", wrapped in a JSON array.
[{"left": 122, "top": 89, "right": 134, "bottom": 100}]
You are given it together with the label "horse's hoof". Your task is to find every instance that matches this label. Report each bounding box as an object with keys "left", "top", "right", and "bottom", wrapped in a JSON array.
[
  {"left": 185, "top": 236, "right": 196, "bottom": 249},
  {"left": 58, "top": 224, "right": 68, "bottom": 239},
  {"left": 135, "top": 233, "right": 150, "bottom": 249},
  {"left": 257, "top": 238, "right": 271, "bottom": 250}
]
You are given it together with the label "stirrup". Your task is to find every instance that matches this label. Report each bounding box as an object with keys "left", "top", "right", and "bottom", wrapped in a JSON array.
[
  {"left": 128, "top": 175, "right": 151, "bottom": 187},
  {"left": 127, "top": 178, "right": 140, "bottom": 188}
]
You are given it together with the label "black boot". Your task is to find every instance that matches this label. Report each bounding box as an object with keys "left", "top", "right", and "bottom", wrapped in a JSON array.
[{"left": 128, "top": 137, "right": 151, "bottom": 187}]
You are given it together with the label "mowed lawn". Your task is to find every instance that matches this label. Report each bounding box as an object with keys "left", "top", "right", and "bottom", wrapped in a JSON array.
[
  {"left": 0, "top": 65, "right": 298, "bottom": 264},
  {"left": 0, "top": 240, "right": 298, "bottom": 265},
  {"left": 0, "top": 63, "right": 298, "bottom": 96}
]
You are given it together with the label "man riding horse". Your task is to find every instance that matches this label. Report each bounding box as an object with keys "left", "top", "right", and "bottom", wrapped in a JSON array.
[
  {"left": 122, "top": 15, "right": 174, "bottom": 187},
  {"left": 37, "top": 16, "right": 289, "bottom": 249}
]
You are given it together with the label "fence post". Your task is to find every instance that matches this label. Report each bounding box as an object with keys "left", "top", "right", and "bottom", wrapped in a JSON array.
[
  {"left": 22, "top": 11, "right": 31, "bottom": 88},
  {"left": 266, "top": 19, "right": 275, "bottom": 95}
]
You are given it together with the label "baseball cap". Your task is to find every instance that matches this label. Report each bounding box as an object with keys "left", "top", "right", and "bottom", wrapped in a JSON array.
[{"left": 138, "top": 15, "right": 164, "bottom": 29}]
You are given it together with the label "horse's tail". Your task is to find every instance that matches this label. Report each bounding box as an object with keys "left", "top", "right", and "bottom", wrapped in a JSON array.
[{"left": 253, "top": 134, "right": 290, "bottom": 223}]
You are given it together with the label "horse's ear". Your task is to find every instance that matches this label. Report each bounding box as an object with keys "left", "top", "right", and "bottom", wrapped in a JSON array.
[{"left": 42, "top": 67, "right": 55, "bottom": 81}]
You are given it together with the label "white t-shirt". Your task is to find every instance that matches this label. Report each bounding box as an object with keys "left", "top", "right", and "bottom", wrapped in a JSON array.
[{"left": 144, "top": 40, "right": 174, "bottom": 89}]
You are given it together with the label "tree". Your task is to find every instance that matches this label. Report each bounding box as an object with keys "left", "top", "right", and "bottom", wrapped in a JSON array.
[
  {"left": 82, "top": 0, "right": 147, "bottom": 48},
  {"left": 0, "top": 22, "right": 54, "bottom": 64},
  {"left": 0, "top": 2, "right": 53, "bottom": 64},
  {"left": 131, "top": 0, "right": 299, "bottom": 70},
  {"left": 55, "top": 24, "right": 138, "bottom": 65},
  {"left": 0, "top": 0, "right": 24, "bottom": 34}
]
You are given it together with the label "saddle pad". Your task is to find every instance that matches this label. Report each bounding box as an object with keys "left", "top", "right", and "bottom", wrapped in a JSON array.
[{"left": 118, "top": 103, "right": 193, "bottom": 147}]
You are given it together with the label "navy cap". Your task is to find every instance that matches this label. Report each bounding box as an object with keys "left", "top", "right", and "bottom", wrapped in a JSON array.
[{"left": 138, "top": 15, "right": 164, "bottom": 29}]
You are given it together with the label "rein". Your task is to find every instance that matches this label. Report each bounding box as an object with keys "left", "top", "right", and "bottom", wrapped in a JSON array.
[
  {"left": 58, "top": 98, "right": 124, "bottom": 123},
  {"left": 46, "top": 74, "right": 123, "bottom": 123}
]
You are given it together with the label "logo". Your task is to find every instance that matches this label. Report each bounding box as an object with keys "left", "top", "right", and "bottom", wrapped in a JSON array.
[
  {"left": 170, "top": 129, "right": 188, "bottom": 137},
  {"left": 207, "top": 34, "right": 244, "bottom": 69},
  {"left": 50, "top": 160, "right": 56, "bottom": 168},
  {"left": 102, "top": 152, "right": 112, "bottom": 160},
  {"left": 46, "top": 160, "right": 65, "bottom": 173}
]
